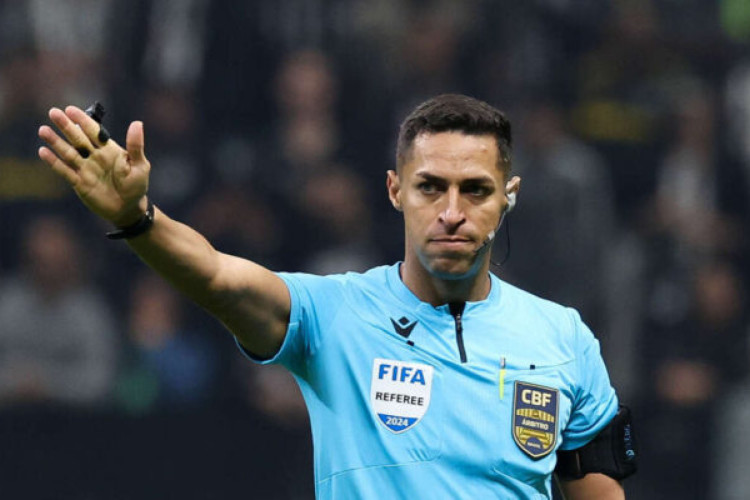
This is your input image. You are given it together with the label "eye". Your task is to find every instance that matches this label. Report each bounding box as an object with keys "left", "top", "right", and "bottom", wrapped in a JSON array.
[
  {"left": 463, "top": 184, "right": 492, "bottom": 197},
  {"left": 418, "top": 181, "right": 438, "bottom": 194}
]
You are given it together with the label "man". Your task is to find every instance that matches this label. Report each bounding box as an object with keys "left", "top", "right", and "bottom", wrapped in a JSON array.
[
  {"left": 0, "top": 214, "right": 117, "bottom": 406},
  {"left": 38, "top": 94, "right": 635, "bottom": 498}
]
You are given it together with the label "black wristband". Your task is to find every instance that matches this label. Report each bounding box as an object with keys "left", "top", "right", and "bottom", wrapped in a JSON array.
[{"left": 106, "top": 200, "right": 155, "bottom": 240}]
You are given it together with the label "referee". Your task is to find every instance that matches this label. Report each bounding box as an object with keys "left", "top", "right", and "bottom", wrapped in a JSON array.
[{"left": 38, "top": 94, "right": 635, "bottom": 499}]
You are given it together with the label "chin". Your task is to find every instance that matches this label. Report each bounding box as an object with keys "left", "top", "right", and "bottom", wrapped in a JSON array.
[{"left": 421, "top": 253, "right": 482, "bottom": 281}]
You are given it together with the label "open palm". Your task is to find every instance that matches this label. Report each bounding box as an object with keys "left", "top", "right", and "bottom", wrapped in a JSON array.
[{"left": 38, "top": 105, "right": 150, "bottom": 226}]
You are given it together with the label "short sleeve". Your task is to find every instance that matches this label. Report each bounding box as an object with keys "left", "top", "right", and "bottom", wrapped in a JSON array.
[
  {"left": 559, "top": 310, "right": 619, "bottom": 450},
  {"left": 235, "top": 272, "right": 344, "bottom": 377}
]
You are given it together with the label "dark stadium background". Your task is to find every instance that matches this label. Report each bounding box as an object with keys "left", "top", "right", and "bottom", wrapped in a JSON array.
[{"left": 1, "top": 1, "right": 749, "bottom": 498}]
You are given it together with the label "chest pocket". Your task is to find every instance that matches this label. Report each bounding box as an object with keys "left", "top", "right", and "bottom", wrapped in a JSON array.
[
  {"left": 321, "top": 356, "right": 444, "bottom": 483},
  {"left": 493, "top": 357, "right": 576, "bottom": 489}
]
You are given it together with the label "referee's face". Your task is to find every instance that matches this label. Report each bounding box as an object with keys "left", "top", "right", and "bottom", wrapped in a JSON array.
[{"left": 387, "top": 131, "right": 510, "bottom": 280}]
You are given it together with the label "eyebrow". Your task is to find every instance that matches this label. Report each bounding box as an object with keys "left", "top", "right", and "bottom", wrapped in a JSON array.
[{"left": 414, "top": 171, "right": 496, "bottom": 185}]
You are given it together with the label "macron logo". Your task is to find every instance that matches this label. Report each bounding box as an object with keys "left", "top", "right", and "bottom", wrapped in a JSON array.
[{"left": 390, "top": 316, "right": 417, "bottom": 338}]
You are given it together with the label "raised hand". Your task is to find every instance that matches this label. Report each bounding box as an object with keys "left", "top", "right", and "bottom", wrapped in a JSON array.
[{"left": 38, "top": 105, "right": 150, "bottom": 226}]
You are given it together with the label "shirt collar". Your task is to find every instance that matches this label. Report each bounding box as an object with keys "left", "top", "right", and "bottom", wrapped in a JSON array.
[{"left": 385, "top": 262, "right": 502, "bottom": 314}]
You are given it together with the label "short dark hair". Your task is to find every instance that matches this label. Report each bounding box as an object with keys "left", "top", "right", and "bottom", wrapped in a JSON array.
[{"left": 396, "top": 94, "right": 512, "bottom": 175}]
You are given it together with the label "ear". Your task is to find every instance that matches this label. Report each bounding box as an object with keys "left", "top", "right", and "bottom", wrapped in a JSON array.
[
  {"left": 505, "top": 175, "right": 521, "bottom": 213},
  {"left": 386, "top": 170, "right": 403, "bottom": 211}
]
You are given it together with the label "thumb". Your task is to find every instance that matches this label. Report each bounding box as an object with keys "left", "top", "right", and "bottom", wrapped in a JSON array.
[{"left": 126, "top": 121, "right": 146, "bottom": 164}]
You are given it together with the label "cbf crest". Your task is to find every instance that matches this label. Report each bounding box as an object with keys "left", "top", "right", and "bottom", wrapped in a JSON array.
[
  {"left": 370, "top": 358, "right": 433, "bottom": 433},
  {"left": 512, "top": 381, "right": 559, "bottom": 458}
]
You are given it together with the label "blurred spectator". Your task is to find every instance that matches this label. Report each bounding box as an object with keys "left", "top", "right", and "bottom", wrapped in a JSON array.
[
  {"left": 221, "top": 48, "right": 369, "bottom": 270},
  {"left": 138, "top": 85, "right": 205, "bottom": 213},
  {"left": 105, "top": 0, "right": 211, "bottom": 213},
  {"left": 724, "top": 57, "right": 750, "bottom": 223},
  {"left": 230, "top": 355, "right": 315, "bottom": 499},
  {"left": 0, "top": 46, "right": 70, "bottom": 270},
  {"left": 617, "top": 83, "right": 748, "bottom": 413},
  {"left": 188, "top": 186, "right": 287, "bottom": 269},
  {"left": 714, "top": 382, "right": 750, "bottom": 500},
  {"left": 272, "top": 49, "right": 340, "bottom": 175},
  {"left": 505, "top": 99, "right": 616, "bottom": 329},
  {"left": 22, "top": 0, "right": 113, "bottom": 106},
  {"left": 235, "top": 362, "right": 308, "bottom": 429},
  {"left": 196, "top": 0, "right": 276, "bottom": 152},
  {"left": 386, "top": 3, "right": 473, "bottom": 125},
  {"left": 116, "top": 273, "right": 219, "bottom": 413},
  {"left": 651, "top": 84, "right": 745, "bottom": 260},
  {"left": 257, "top": 0, "right": 370, "bottom": 52},
  {"left": 570, "top": 0, "right": 689, "bottom": 221},
  {"left": 224, "top": 48, "right": 343, "bottom": 200},
  {"left": 138, "top": 0, "right": 210, "bottom": 212},
  {"left": 472, "top": 1, "right": 610, "bottom": 111},
  {"left": 600, "top": 227, "right": 649, "bottom": 404},
  {"left": 714, "top": 322, "right": 750, "bottom": 500},
  {"left": 0, "top": 0, "right": 118, "bottom": 270},
  {"left": 300, "top": 166, "right": 381, "bottom": 274},
  {"left": 726, "top": 59, "right": 750, "bottom": 153},
  {"left": 638, "top": 259, "right": 747, "bottom": 500},
  {"left": 0, "top": 214, "right": 118, "bottom": 406}
]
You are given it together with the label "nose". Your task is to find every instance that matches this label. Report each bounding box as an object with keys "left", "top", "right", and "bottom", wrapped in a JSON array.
[{"left": 438, "top": 189, "right": 465, "bottom": 228}]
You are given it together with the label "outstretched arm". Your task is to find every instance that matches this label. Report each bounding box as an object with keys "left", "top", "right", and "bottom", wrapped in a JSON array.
[{"left": 38, "top": 105, "right": 289, "bottom": 358}]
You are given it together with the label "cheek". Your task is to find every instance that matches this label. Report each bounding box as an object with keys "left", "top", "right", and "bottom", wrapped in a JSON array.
[
  {"left": 403, "top": 206, "right": 434, "bottom": 233},
  {"left": 400, "top": 214, "right": 431, "bottom": 253},
  {"left": 485, "top": 211, "right": 503, "bottom": 229},
  {"left": 402, "top": 212, "right": 422, "bottom": 240},
  {"left": 481, "top": 202, "right": 504, "bottom": 226}
]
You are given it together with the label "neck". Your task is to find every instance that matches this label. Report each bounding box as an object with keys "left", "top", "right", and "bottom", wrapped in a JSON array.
[{"left": 400, "top": 255, "right": 492, "bottom": 306}]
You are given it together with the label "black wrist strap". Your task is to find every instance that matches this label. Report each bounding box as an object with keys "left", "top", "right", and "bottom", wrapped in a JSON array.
[{"left": 106, "top": 199, "right": 155, "bottom": 240}]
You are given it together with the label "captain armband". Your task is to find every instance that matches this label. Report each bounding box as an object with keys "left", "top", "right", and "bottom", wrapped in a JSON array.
[{"left": 555, "top": 405, "right": 638, "bottom": 481}]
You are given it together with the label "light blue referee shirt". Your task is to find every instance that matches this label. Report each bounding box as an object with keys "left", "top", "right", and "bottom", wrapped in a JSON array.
[{"left": 241, "top": 263, "right": 619, "bottom": 499}]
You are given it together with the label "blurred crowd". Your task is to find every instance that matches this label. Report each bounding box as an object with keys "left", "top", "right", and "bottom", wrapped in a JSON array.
[{"left": 1, "top": 0, "right": 749, "bottom": 498}]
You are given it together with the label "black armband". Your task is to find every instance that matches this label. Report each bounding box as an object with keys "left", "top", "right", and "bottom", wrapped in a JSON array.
[
  {"left": 105, "top": 200, "right": 155, "bottom": 240},
  {"left": 555, "top": 405, "right": 638, "bottom": 481}
]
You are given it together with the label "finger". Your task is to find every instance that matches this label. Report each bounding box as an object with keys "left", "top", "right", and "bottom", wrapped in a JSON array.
[
  {"left": 66, "top": 105, "right": 109, "bottom": 147},
  {"left": 126, "top": 121, "right": 146, "bottom": 164},
  {"left": 49, "top": 107, "right": 95, "bottom": 153},
  {"left": 38, "top": 124, "right": 87, "bottom": 169},
  {"left": 38, "top": 146, "right": 80, "bottom": 186}
]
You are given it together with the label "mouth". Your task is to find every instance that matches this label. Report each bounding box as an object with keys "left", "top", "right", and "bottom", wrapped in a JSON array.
[{"left": 428, "top": 237, "right": 474, "bottom": 249}]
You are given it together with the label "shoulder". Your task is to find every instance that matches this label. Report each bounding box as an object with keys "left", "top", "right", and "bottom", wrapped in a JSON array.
[
  {"left": 497, "top": 277, "right": 581, "bottom": 328},
  {"left": 279, "top": 264, "right": 390, "bottom": 288},
  {"left": 494, "top": 276, "right": 595, "bottom": 353},
  {"left": 277, "top": 264, "right": 393, "bottom": 305}
]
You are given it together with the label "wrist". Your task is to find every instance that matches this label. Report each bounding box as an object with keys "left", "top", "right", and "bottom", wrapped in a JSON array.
[
  {"left": 113, "top": 196, "right": 149, "bottom": 228},
  {"left": 106, "top": 198, "right": 155, "bottom": 240}
]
